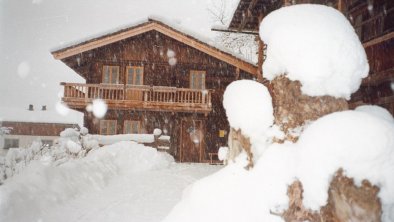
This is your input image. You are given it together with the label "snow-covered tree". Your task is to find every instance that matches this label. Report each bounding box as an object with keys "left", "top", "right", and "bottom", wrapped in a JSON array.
[
  {"left": 208, "top": 0, "right": 258, "bottom": 63},
  {"left": 0, "top": 127, "right": 12, "bottom": 136}
]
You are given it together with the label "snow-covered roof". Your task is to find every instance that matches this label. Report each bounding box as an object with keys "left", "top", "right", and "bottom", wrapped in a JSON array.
[
  {"left": 51, "top": 16, "right": 258, "bottom": 75},
  {"left": 0, "top": 106, "right": 83, "bottom": 125}
]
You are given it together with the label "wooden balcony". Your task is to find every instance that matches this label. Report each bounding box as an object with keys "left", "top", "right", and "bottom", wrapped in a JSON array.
[{"left": 60, "top": 83, "right": 212, "bottom": 114}]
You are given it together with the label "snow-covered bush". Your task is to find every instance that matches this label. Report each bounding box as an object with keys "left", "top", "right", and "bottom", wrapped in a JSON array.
[
  {"left": 0, "top": 127, "right": 99, "bottom": 184},
  {"left": 223, "top": 80, "right": 273, "bottom": 145},
  {"left": 0, "top": 140, "right": 43, "bottom": 184},
  {"left": 0, "top": 141, "right": 174, "bottom": 221},
  {"left": 0, "top": 127, "right": 12, "bottom": 135},
  {"left": 259, "top": 4, "right": 369, "bottom": 99}
]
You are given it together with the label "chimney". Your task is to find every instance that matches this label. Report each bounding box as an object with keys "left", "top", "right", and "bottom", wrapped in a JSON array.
[
  {"left": 42, "top": 105, "right": 47, "bottom": 111},
  {"left": 28, "top": 104, "right": 34, "bottom": 111}
]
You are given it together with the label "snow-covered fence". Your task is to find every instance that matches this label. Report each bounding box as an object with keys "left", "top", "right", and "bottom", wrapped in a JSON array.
[
  {"left": 0, "top": 140, "right": 43, "bottom": 184},
  {"left": 90, "top": 128, "right": 171, "bottom": 151},
  {"left": 0, "top": 127, "right": 99, "bottom": 184}
]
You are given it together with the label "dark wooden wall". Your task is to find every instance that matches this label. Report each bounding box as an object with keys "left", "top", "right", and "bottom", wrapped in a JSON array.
[
  {"left": 67, "top": 30, "right": 254, "bottom": 161},
  {"left": 1, "top": 122, "right": 78, "bottom": 136},
  {"left": 347, "top": 0, "right": 394, "bottom": 115}
]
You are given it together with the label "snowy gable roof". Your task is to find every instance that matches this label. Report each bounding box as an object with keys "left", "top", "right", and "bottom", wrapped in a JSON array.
[
  {"left": 0, "top": 106, "right": 82, "bottom": 125},
  {"left": 51, "top": 17, "right": 258, "bottom": 75}
]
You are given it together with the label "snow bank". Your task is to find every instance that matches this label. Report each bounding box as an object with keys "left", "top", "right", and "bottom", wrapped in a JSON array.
[
  {"left": 91, "top": 134, "right": 155, "bottom": 145},
  {"left": 259, "top": 4, "right": 369, "bottom": 99},
  {"left": 165, "top": 110, "right": 394, "bottom": 222},
  {"left": 0, "top": 141, "right": 174, "bottom": 221},
  {"left": 223, "top": 80, "right": 273, "bottom": 143},
  {"left": 164, "top": 144, "right": 296, "bottom": 222}
]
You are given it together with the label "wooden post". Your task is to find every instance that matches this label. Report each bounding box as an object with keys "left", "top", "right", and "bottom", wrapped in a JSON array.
[
  {"left": 235, "top": 67, "right": 240, "bottom": 80},
  {"left": 257, "top": 38, "right": 264, "bottom": 82}
]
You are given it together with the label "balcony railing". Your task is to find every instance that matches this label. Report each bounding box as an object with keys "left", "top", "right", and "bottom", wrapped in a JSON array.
[{"left": 60, "top": 83, "right": 212, "bottom": 113}]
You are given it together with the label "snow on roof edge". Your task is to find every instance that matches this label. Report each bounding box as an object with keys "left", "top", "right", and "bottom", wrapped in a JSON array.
[
  {"left": 51, "top": 15, "right": 256, "bottom": 66},
  {"left": 50, "top": 18, "right": 149, "bottom": 53}
]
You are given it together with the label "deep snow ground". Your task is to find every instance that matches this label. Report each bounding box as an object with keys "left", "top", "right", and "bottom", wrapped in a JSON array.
[{"left": 40, "top": 163, "right": 221, "bottom": 222}]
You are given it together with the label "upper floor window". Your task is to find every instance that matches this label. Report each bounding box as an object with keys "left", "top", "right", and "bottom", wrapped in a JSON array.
[
  {"left": 124, "top": 120, "right": 141, "bottom": 134},
  {"left": 102, "top": 65, "right": 119, "bottom": 84},
  {"left": 100, "top": 120, "right": 117, "bottom": 135},
  {"left": 190, "top": 70, "right": 206, "bottom": 89},
  {"left": 4, "top": 138, "right": 19, "bottom": 149},
  {"left": 126, "top": 66, "right": 144, "bottom": 85}
]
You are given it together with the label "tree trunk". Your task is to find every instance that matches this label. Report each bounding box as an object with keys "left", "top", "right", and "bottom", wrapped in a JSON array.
[{"left": 270, "top": 76, "right": 348, "bottom": 142}]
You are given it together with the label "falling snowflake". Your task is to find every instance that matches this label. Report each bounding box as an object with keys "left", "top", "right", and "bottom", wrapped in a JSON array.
[
  {"left": 17, "top": 61, "right": 30, "bottom": 79},
  {"left": 55, "top": 101, "right": 70, "bottom": 116},
  {"left": 91, "top": 99, "right": 107, "bottom": 118},
  {"left": 167, "top": 49, "right": 176, "bottom": 58},
  {"left": 168, "top": 57, "right": 177, "bottom": 66}
]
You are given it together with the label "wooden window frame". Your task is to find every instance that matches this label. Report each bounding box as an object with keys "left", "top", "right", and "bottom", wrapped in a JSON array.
[
  {"left": 123, "top": 120, "right": 141, "bottom": 134},
  {"left": 102, "top": 65, "right": 120, "bottom": 84},
  {"left": 189, "top": 70, "right": 206, "bottom": 90},
  {"left": 100, "top": 120, "right": 117, "bottom": 135},
  {"left": 126, "top": 66, "right": 144, "bottom": 85}
]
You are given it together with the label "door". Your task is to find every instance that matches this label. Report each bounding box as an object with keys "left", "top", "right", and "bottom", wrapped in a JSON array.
[
  {"left": 125, "top": 66, "right": 144, "bottom": 100},
  {"left": 180, "top": 119, "right": 204, "bottom": 162}
]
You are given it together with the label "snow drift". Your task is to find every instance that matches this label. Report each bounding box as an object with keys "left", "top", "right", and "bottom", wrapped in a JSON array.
[
  {"left": 164, "top": 110, "right": 394, "bottom": 222},
  {"left": 259, "top": 4, "right": 369, "bottom": 99},
  {"left": 0, "top": 141, "right": 174, "bottom": 221}
]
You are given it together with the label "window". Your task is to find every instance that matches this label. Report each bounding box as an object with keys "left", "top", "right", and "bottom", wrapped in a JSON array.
[
  {"left": 102, "top": 65, "right": 119, "bottom": 84},
  {"left": 124, "top": 120, "right": 141, "bottom": 134},
  {"left": 4, "top": 138, "right": 19, "bottom": 149},
  {"left": 190, "top": 70, "right": 206, "bottom": 89},
  {"left": 100, "top": 120, "right": 117, "bottom": 135},
  {"left": 42, "top": 140, "right": 53, "bottom": 147},
  {"left": 126, "top": 66, "right": 144, "bottom": 85}
]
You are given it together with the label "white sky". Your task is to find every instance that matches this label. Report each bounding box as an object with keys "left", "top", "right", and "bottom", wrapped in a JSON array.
[{"left": 0, "top": 0, "right": 238, "bottom": 124}]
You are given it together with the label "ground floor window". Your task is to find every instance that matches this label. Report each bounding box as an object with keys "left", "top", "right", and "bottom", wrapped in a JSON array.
[
  {"left": 41, "top": 140, "right": 53, "bottom": 147},
  {"left": 124, "top": 120, "right": 141, "bottom": 134},
  {"left": 4, "top": 138, "right": 19, "bottom": 149},
  {"left": 100, "top": 120, "right": 117, "bottom": 135}
]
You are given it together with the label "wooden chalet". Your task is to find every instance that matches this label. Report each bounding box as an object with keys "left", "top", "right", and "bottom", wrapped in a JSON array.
[
  {"left": 221, "top": 0, "right": 394, "bottom": 115},
  {"left": 51, "top": 18, "right": 258, "bottom": 163}
]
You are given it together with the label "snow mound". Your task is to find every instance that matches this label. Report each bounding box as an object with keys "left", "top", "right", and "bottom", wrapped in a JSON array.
[
  {"left": 223, "top": 80, "right": 273, "bottom": 142},
  {"left": 355, "top": 105, "right": 394, "bottom": 123},
  {"left": 0, "top": 141, "right": 174, "bottom": 221},
  {"left": 296, "top": 111, "right": 394, "bottom": 219},
  {"left": 259, "top": 4, "right": 369, "bottom": 99},
  {"left": 164, "top": 144, "right": 296, "bottom": 222},
  {"left": 165, "top": 111, "right": 394, "bottom": 222}
]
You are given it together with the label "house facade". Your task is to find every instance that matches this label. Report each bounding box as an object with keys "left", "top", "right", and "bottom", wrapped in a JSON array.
[
  {"left": 52, "top": 18, "right": 258, "bottom": 162},
  {"left": 222, "top": 0, "right": 394, "bottom": 114}
]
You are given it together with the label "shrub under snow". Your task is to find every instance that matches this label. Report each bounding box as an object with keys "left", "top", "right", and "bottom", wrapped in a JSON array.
[
  {"left": 0, "top": 141, "right": 174, "bottom": 221},
  {"left": 223, "top": 80, "right": 273, "bottom": 144},
  {"left": 259, "top": 4, "right": 369, "bottom": 99}
]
